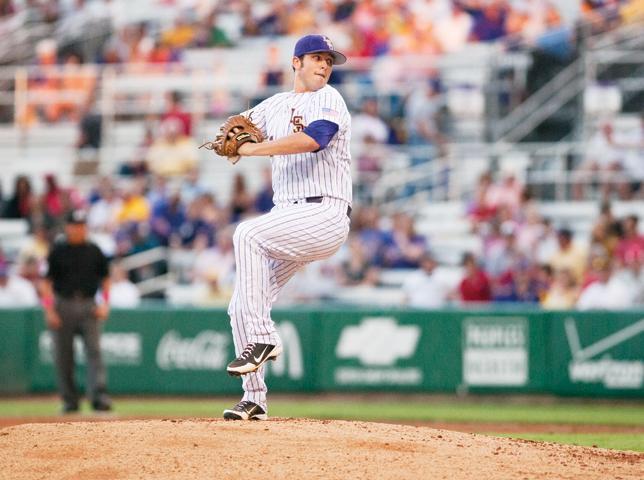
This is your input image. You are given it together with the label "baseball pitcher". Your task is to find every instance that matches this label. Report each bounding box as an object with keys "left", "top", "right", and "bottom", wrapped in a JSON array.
[{"left": 202, "top": 34, "right": 352, "bottom": 420}]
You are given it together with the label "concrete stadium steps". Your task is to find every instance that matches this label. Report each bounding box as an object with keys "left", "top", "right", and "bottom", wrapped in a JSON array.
[
  {"left": 0, "top": 120, "right": 271, "bottom": 202},
  {"left": 380, "top": 266, "right": 463, "bottom": 288},
  {"left": 413, "top": 203, "right": 480, "bottom": 264},
  {"left": 0, "top": 124, "right": 77, "bottom": 193},
  {"left": 414, "top": 200, "right": 644, "bottom": 265},
  {"left": 414, "top": 202, "right": 471, "bottom": 234},
  {"left": 0, "top": 147, "right": 76, "bottom": 193},
  {"left": 538, "top": 201, "right": 644, "bottom": 240},
  {"left": 330, "top": 285, "right": 406, "bottom": 306},
  {"left": 0, "top": 218, "right": 29, "bottom": 258},
  {"left": 198, "top": 153, "right": 271, "bottom": 204},
  {"left": 0, "top": 124, "right": 77, "bottom": 146},
  {"left": 538, "top": 201, "right": 644, "bottom": 221},
  {"left": 100, "top": 120, "right": 272, "bottom": 200}
]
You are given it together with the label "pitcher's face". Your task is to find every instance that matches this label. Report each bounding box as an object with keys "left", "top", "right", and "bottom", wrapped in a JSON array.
[{"left": 293, "top": 53, "right": 334, "bottom": 92}]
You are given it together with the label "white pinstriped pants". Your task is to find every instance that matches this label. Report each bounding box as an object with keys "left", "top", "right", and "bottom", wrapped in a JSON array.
[{"left": 227, "top": 197, "right": 350, "bottom": 410}]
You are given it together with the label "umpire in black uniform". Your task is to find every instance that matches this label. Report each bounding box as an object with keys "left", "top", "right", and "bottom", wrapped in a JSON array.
[{"left": 40, "top": 209, "right": 113, "bottom": 413}]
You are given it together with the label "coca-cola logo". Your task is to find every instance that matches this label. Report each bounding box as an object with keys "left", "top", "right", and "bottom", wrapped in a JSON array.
[{"left": 156, "top": 330, "right": 229, "bottom": 371}]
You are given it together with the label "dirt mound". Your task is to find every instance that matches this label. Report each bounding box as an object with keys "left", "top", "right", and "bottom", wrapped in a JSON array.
[{"left": 0, "top": 418, "right": 641, "bottom": 480}]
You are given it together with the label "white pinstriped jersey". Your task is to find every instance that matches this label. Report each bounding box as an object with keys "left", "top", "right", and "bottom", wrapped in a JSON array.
[
  {"left": 228, "top": 84, "right": 352, "bottom": 412},
  {"left": 244, "top": 85, "right": 352, "bottom": 205}
]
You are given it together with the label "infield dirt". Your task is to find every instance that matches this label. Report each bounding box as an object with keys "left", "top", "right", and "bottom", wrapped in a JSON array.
[{"left": 0, "top": 418, "right": 642, "bottom": 480}]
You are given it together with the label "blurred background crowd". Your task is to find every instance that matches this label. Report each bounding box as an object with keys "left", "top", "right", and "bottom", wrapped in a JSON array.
[
  {"left": 0, "top": 0, "right": 642, "bottom": 310},
  {"left": 2, "top": 160, "right": 642, "bottom": 309},
  {"left": 2, "top": 0, "right": 640, "bottom": 127}
]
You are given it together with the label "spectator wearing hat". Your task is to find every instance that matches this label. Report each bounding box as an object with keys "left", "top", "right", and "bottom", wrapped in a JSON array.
[{"left": 39, "top": 209, "right": 112, "bottom": 414}]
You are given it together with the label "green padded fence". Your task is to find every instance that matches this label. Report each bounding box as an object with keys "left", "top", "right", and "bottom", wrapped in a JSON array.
[{"left": 0, "top": 307, "right": 641, "bottom": 398}]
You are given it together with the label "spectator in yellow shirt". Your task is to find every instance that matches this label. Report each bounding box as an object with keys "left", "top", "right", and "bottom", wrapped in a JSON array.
[
  {"left": 146, "top": 118, "right": 198, "bottom": 178},
  {"left": 161, "top": 15, "right": 197, "bottom": 49},
  {"left": 117, "top": 179, "right": 150, "bottom": 225},
  {"left": 548, "top": 228, "right": 587, "bottom": 283},
  {"left": 621, "top": 0, "right": 644, "bottom": 24},
  {"left": 541, "top": 268, "right": 579, "bottom": 310}
]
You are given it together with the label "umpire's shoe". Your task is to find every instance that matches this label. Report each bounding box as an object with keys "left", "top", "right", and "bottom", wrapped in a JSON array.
[
  {"left": 223, "top": 401, "right": 267, "bottom": 421},
  {"left": 92, "top": 400, "right": 113, "bottom": 413},
  {"left": 227, "top": 342, "right": 282, "bottom": 376},
  {"left": 60, "top": 403, "right": 79, "bottom": 415}
]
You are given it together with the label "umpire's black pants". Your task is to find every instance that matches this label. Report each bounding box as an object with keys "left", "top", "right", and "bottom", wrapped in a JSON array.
[{"left": 50, "top": 297, "right": 108, "bottom": 408}]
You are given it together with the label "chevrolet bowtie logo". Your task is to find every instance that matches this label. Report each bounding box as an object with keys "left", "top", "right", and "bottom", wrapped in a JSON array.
[{"left": 336, "top": 317, "right": 420, "bottom": 366}]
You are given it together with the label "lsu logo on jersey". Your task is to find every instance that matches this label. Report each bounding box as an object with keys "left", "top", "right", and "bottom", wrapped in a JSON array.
[{"left": 290, "top": 108, "right": 306, "bottom": 133}]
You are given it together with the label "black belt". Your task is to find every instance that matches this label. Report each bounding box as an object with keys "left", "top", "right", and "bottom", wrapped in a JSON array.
[{"left": 305, "top": 196, "right": 352, "bottom": 218}]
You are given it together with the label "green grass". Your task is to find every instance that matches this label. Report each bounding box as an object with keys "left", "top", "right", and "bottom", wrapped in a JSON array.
[
  {"left": 493, "top": 433, "right": 644, "bottom": 452},
  {"left": 268, "top": 401, "right": 644, "bottom": 426},
  {"left": 1, "top": 396, "right": 642, "bottom": 425}
]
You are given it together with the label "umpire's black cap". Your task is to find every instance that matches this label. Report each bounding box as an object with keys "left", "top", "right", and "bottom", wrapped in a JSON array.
[
  {"left": 293, "top": 34, "right": 347, "bottom": 65},
  {"left": 66, "top": 209, "right": 88, "bottom": 224}
]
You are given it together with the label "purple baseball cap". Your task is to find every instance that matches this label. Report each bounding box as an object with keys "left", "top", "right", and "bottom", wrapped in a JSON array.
[{"left": 293, "top": 34, "right": 347, "bottom": 65}]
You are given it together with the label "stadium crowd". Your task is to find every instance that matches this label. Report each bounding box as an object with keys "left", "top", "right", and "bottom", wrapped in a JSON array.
[
  {"left": 0, "top": 0, "right": 577, "bottom": 60},
  {"left": 2, "top": 0, "right": 638, "bottom": 60},
  {"left": 4, "top": 0, "right": 639, "bottom": 125},
  {"left": 1, "top": 157, "right": 643, "bottom": 310},
  {"left": 0, "top": 0, "right": 642, "bottom": 310}
]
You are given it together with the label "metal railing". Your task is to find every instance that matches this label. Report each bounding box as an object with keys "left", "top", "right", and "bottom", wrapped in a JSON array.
[
  {"left": 117, "top": 246, "right": 171, "bottom": 296},
  {"left": 492, "top": 59, "right": 583, "bottom": 143},
  {"left": 492, "top": 20, "right": 644, "bottom": 143}
]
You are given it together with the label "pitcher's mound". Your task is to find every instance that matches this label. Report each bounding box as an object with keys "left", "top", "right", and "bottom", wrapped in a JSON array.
[{"left": 0, "top": 418, "right": 641, "bottom": 479}]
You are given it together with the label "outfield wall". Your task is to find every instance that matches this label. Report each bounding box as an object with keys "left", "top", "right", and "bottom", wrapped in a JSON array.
[{"left": 0, "top": 307, "right": 642, "bottom": 398}]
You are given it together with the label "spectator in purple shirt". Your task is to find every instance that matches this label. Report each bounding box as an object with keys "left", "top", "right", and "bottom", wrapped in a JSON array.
[
  {"left": 467, "top": 2, "right": 508, "bottom": 42},
  {"left": 150, "top": 190, "right": 186, "bottom": 246},
  {"left": 381, "top": 213, "right": 427, "bottom": 269}
]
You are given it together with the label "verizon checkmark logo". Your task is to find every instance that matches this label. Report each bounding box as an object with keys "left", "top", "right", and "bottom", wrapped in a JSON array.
[{"left": 565, "top": 317, "right": 644, "bottom": 389}]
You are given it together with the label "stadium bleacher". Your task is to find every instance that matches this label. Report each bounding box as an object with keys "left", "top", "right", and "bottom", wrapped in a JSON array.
[{"left": 0, "top": 0, "right": 642, "bottom": 309}]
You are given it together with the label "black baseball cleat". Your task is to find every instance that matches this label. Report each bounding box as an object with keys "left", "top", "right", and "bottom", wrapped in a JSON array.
[
  {"left": 227, "top": 342, "right": 282, "bottom": 376},
  {"left": 223, "top": 401, "right": 268, "bottom": 421},
  {"left": 92, "top": 401, "right": 113, "bottom": 413}
]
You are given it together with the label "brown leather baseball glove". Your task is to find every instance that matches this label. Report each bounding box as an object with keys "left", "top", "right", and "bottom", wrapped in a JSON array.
[{"left": 199, "top": 113, "right": 264, "bottom": 164}]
